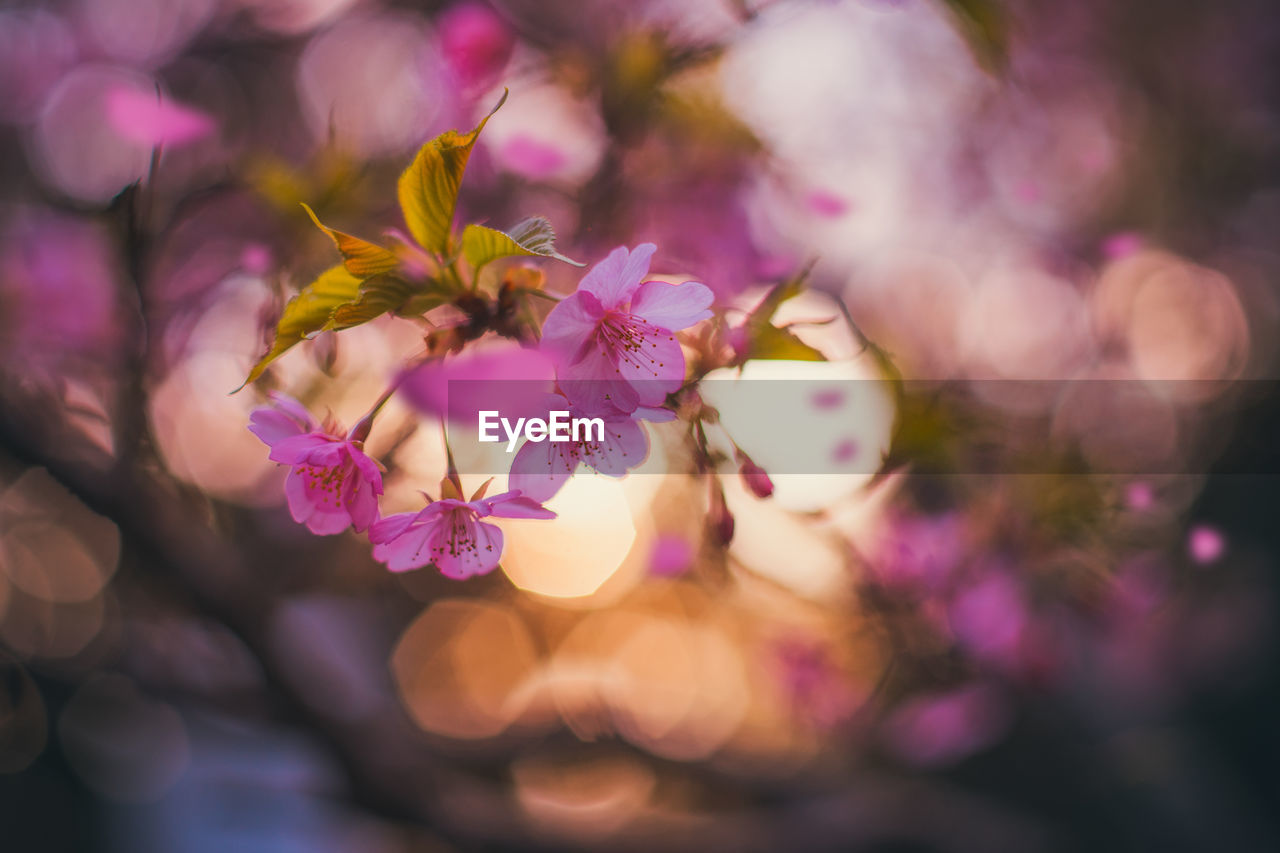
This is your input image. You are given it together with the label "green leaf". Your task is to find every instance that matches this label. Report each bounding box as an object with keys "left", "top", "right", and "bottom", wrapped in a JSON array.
[
  {"left": 240, "top": 265, "right": 361, "bottom": 388},
  {"left": 746, "top": 324, "right": 826, "bottom": 362},
  {"left": 738, "top": 269, "right": 826, "bottom": 362},
  {"left": 301, "top": 203, "right": 399, "bottom": 277},
  {"left": 397, "top": 90, "right": 507, "bottom": 255},
  {"left": 937, "top": 0, "right": 1010, "bottom": 75},
  {"left": 325, "top": 275, "right": 445, "bottom": 331},
  {"left": 461, "top": 216, "right": 582, "bottom": 274}
]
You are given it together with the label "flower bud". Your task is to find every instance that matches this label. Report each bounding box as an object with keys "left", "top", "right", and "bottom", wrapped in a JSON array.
[
  {"left": 709, "top": 483, "right": 735, "bottom": 547},
  {"left": 736, "top": 450, "right": 774, "bottom": 498}
]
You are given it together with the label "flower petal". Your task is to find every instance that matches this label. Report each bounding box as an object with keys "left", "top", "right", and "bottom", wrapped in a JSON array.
[
  {"left": 433, "top": 515, "right": 504, "bottom": 579},
  {"left": 348, "top": 446, "right": 384, "bottom": 494},
  {"left": 369, "top": 511, "right": 419, "bottom": 544},
  {"left": 540, "top": 291, "right": 603, "bottom": 368},
  {"left": 284, "top": 467, "right": 317, "bottom": 524},
  {"left": 305, "top": 505, "right": 354, "bottom": 536},
  {"left": 615, "top": 324, "right": 685, "bottom": 406},
  {"left": 267, "top": 392, "right": 319, "bottom": 431},
  {"left": 266, "top": 432, "right": 331, "bottom": 465},
  {"left": 577, "top": 244, "right": 655, "bottom": 308},
  {"left": 248, "top": 408, "right": 307, "bottom": 447},
  {"left": 343, "top": 463, "right": 380, "bottom": 532},
  {"left": 557, "top": 344, "right": 640, "bottom": 414},
  {"left": 483, "top": 491, "right": 558, "bottom": 519},
  {"left": 629, "top": 279, "right": 713, "bottom": 331},
  {"left": 632, "top": 405, "right": 675, "bottom": 424},
  {"left": 372, "top": 522, "right": 435, "bottom": 572},
  {"left": 508, "top": 438, "right": 577, "bottom": 503},
  {"left": 579, "top": 417, "right": 649, "bottom": 477}
]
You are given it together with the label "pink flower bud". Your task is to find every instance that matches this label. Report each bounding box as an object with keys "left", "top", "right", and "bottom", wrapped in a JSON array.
[
  {"left": 709, "top": 484, "right": 735, "bottom": 546},
  {"left": 737, "top": 450, "right": 774, "bottom": 498}
]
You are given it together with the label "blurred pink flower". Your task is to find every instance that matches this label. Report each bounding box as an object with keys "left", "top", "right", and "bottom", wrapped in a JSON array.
[
  {"left": 869, "top": 513, "right": 965, "bottom": 592},
  {"left": 649, "top": 534, "right": 695, "bottom": 577},
  {"left": 438, "top": 2, "right": 515, "bottom": 92},
  {"left": 1125, "top": 480, "right": 1154, "bottom": 510},
  {"left": 507, "top": 391, "right": 670, "bottom": 502},
  {"left": 949, "top": 572, "right": 1029, "bottom": 670},
  {"left": 541, "top": 243, "right": 712, "bottom": 412},
  {"left": 774, "top": 637, "right": 861, "bottom": 729},
  {"left": 882, "top": 683, "right": 1011, "bottom": 767},
  {"left": 498, "top": 135, "right": 568, "bottom": 180},
  {"left": 249, "top": 394, "right": 383, "bottom": 535},
  {"left": 397, "top": 344, "right": 556, "bottom": 425},
  {"left": 369, "top": 491, "right": 554, "bottom": 577},
  {"left": 105, "top": 86, "right": 215, "bottom": 147},
  {"left": 1188, "top": 524, "right": 1226, "bottom": 564},
  {"left": 0, "top": 211, "right": 121, "bottom": 371}
]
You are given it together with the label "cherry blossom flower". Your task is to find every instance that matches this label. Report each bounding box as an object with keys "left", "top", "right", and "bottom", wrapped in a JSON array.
[
  {"left": 540, "top": 243, "right": 713, "bottom": 413},
  {"left": 507, "top": 391, "right": 672, "bottom": 502},
  {"left": 369, "top": 490, "right": 554, "bottom": 578},
  {"left": 248, "top": 393, "right": 383, "bottom": 535}
]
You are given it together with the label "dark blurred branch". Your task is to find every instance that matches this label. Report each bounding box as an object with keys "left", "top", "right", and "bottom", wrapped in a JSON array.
[{"left": 0, "top": 379, "right": 451, "bottom": 836}]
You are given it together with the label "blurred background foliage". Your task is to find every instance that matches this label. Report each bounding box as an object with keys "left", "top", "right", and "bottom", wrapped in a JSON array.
[{"left": 2, "top": 0, "right": 1280, "bottom": 850}]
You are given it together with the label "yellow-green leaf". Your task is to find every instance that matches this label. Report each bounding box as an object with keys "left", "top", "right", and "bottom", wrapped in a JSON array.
[
  {"left": 240, "top": 265, "right": 361, "bottom": 388},
  {"left": 326, "top": 275, "right": 444, "bottom": 331},
  {"left": 746, "top": 324, "right": 826, "bottom": 362},
  {"left": 397, "top": 90, "right": 507, "bottom": 255},
  {"left": 461, "top": 216, "right": 582, "bottom": 274},
  {"left": 938, "top": 0, "right": 1010, "bottom": 75},
  {"left": 301, "top": 203, "right": 399, "bottom": 277},
  {"left": 739, "top": 269, "right": 826, "bottom": 362}
]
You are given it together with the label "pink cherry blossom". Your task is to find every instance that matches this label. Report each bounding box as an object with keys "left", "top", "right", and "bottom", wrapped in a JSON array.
[
  {"left": 248, "top": 393, "right": 383, "bottom": 535},
  {"left": 507, "top": 391, "right": 672, "bottom": 502},
  {"left": 368, "top": 491, "right": 554, "bottom": 578},
  {"left": 540, "top": 243, "right": 713, "bottom": 413},
  {"left": 882, "top": 683, "right": 1012, "bottom": 767},
  {"left": 438, "top": 2, "right": 515, "bottom": 92}
]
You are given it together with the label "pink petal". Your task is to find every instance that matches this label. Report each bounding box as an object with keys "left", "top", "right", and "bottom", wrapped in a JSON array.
[
  {"left": 508, "top": 438, "right": 577, "bottom": 502},
  {"left": 284, "top": 467, "right": 317, "bottom": 524},
  {"left": 343, "top": 465, "right": 380, "bottom": 532},
  {"left": 348, "top": 446, "right": 384, "bottom": 494},
  {"left": 105, "top": 86, "right": 215, "bottom": 148},
  {"left": 482, "top": 492, "right": 557, "bottom": 519},
  {"left": 305, "top": 505, "right": 355, "bottom": 536},
  {"left": 540, "top": 291, "right": 604, "bottom": 368},
  {"left": 285, "top": 467, "right": 352, "bottom": 535},
  {"left": 301, "top": 441, "right": 346, "bottom": 468},
  {"left": 632, "top": 405, "right": 675, "bottom": 424},
  {"left": 433, "top": 515, "right": 504, "bottom": 579},
  {"left": 615, "top": 325, "right": 685, "bottom": 406},
  {"left": 629, "top": 279, "right": 713, "bottom": 332},
  {"left": 398, "top": 344, "right": 555, "bottom": 424},
  {"left": 498, "top": 134, "right": 566, "bottom": 179},
  {"left": 577, "top": 244, "right": 655, "bottom": 309},
  {"left": 248, "top": 408, "right": 307, "bottom": 447},
  {"left": 267, "top": 392, "right": 318, "bottom": 431},
  {"left": 578, "top": 417, "right": 648, "bottom": 477},
  {"left": 372, "top": 522, "right": 435, "bottom": 572},
  {"left": 557, "top": 345, "right": 641, "bottom": 414},
  {"left": 267, "top": 432, "right": 332, "bottom": 465},
  {"left": 369, "top": 511, "right": 419, "bottom": 544}
]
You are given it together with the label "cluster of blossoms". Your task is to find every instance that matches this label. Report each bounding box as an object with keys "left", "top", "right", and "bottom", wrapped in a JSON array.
[{"left": 249, "top": 243, "right": 718, "bottom": 580}]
